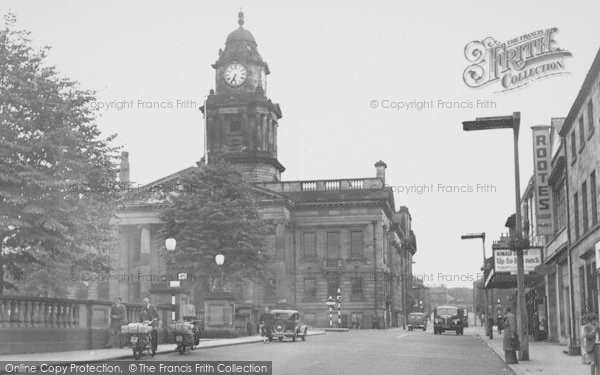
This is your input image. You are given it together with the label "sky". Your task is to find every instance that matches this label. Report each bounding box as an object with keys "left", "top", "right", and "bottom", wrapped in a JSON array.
[{"left": 3, "top": 0, "right": 600, "bottom": 288}]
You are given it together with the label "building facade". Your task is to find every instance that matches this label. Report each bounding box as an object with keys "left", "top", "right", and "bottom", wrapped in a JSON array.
[
  {"left": 101, "top": 12, "right": 417, "bottom": 331},
  {"left": 553, "top": 47, "right": 600, "bottom": 345}
]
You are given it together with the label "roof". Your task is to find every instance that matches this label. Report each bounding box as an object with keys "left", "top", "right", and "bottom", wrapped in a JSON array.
[{"left": 226, "top": 27, "right": 256, "bottom": 44}]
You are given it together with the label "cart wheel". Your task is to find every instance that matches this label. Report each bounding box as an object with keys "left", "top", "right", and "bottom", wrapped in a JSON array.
[
  {"left": 178, "top": 346, "right": 185, "bottom": 355},
  {"left": 133, "top": 349, "right": 141, "bottom": 360}
]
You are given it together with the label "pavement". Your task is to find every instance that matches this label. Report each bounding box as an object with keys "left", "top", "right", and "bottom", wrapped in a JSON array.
[
  {"left": 0, "top": 330, "right": 326, "bottom": 363},
  {"left": 471, "top": 325, "right": 588, "bottom": 375},
  {"left": 153, "top": 326, "right": 512, "bottom": 375},
  {"left": 3, "top": 326, "right": 581, "bottom": 374}
]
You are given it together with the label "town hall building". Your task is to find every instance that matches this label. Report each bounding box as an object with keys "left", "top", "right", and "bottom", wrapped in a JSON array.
[{"left": 106, "top": 12, "right": 418, "bottom": 332}]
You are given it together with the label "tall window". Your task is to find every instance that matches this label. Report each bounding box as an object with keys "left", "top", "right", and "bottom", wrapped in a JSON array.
[
  {"left": 582, "top": 181, "right": 589, "bottom": 233},
  {"left": 579, "top": 117, "right": 585, "bottom": 148},
  {"left": 574, "top": 192, "right": 580, "bottom": 239},
  {"left": 326, "top": 232, "right": 340, "bottom": 260},
  {"left": 130, "top": 228, "right": 141, "bottom": 262},
  {"left": 592, "top": 171, "right": 598, "bottom": 226},
  {"left": 265, "top": 278, "right": 276, "bottom": 298},
  {"left": 350, "top": 231, "right": 363, "bottom": 259},
  {"left": 303, "top": 278, "right": 316, "bottom": 300},
  {"left": 571, "top": 131, "right": 577, "bottom": 160},
  {"left": 588, "top": 99, "right": 595, "bottom": 135},
  {"left": 327, "top": 277, "right": 339, "bottom": 298},
  {"left": 580, "top": 266, "right": 587, "bottom": 313},
  {"left": 302, "top": 232, "right": 316, "bottom": 258},
  {"left": 351, "top": 277, "right": 363, "bottom": 299},
  {"left": 588, "top": 262, "right": 599, "bottom": 314},
  {"left": 552, "top": 179, "right": 567, "bottom": 232}
]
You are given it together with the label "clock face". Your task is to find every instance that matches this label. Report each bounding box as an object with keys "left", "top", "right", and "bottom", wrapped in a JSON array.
[{"left": 224, "top": 63, "right": 247, "bottom": 87}]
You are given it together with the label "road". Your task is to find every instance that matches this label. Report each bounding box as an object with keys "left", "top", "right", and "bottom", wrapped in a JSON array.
[{"left": 149, "top": 327, "right": 513, "bottom": 375}]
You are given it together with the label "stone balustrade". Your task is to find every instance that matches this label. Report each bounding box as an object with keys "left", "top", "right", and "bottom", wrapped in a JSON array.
[
  {"left": 254, "top": 177, "right": 383, "bottom": 193},
  {"left": 0, "top": 295, "right": 175, "bottom": 354}
]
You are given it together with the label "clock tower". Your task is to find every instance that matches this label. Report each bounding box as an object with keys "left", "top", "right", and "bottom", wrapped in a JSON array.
[{"left": 203, "top": 10, "right": 285, "bottom": 182}]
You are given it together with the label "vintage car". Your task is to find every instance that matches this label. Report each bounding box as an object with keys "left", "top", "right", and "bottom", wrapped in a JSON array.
[
  {"left": 407, "top": 312, "right": 427, "bottom": 331},
  {"left": 433, "top": 305, "right": 465, "bottom": 335},
  {"left": 270, "top": 310, "right": 308, "bottom": 342}
]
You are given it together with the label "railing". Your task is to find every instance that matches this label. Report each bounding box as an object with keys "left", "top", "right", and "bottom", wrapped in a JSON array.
[
  {"left": 254, "top": 177, "right": 384, "bottom": 194},
  {"left": 0, "top": 295, "right": 81, "bottom": 329},
  {"left": 301, "top": 182, "right": 317, "bottom": 191},
  {"left": 0, "top": 295, "right": 175, "bottom": 354}
]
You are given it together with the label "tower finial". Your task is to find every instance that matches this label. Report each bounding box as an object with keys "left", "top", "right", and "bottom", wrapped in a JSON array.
[{"left": 238, "top": 8, "right": 244, "bottom": 27}]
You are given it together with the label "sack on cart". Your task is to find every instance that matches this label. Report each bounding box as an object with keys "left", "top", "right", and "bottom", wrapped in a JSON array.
[
  {"left": 168, "top": 322, "right": 194, "bottom": 335},
  {"left": 122, "top": 322, "right": 153, "bottom": 334}
]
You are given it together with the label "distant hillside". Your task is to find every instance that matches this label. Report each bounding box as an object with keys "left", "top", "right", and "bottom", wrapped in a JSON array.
[{"left": 447, "top": 288, "right": 473, "bottom": 306}]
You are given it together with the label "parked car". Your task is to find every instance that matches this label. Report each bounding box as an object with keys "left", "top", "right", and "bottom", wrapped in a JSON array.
[
  {"left": 270, "top": 310, "right": 308, "bottom": 342},
  {"left": 407, "top": 312, "right": 427, "bottom": 331},
  {"left": 433, "top": 306, "right": 465, "bottom": 335}
]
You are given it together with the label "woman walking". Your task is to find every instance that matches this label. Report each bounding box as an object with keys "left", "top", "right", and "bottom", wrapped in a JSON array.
[{"left": 502, "top": 307, "right": 519, "bottom": 364}]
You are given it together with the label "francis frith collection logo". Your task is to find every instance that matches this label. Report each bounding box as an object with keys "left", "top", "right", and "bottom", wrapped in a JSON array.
[{"left": 463, "top": 28, "right": 572, "bottom": 92}]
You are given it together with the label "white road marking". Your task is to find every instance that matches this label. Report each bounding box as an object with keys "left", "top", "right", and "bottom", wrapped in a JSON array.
[{"left": 394, "top": 333, "right": 411, "bottom": 339}]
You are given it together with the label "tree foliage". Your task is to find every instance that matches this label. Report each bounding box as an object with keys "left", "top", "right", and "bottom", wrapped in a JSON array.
[
  {"left": 160, "top": 160, "right": 270, "bottom": 289},
  {"left": 0, "top": 13, "right": 120, "bottom": 294}
]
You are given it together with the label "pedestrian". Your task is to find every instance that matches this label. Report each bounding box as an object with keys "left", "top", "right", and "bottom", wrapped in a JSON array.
[
  {"left": 502, "top": 307, "right": 519, "bottom": 364},
  {"left": 582, "top": 313, "right": 599, "bottom": 375},
  {"left": 497, "top": 313, "right": 504, "bottom": 334},
  {"left": 107, "top": 297, "right": 127, "bottom": 348},
  {"left": 259, "top": 307, "right": 273, "bottom": 343},
  {"left": 246, "top": 321, "right": 253, "bottom": 336},
  {"left": 140, "top": 297, "right": 160, "bottom": 352}
]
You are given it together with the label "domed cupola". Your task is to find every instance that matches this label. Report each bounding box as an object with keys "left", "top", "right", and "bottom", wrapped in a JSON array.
[
  {"left": 213, "top": 10, "right": 269, "bottom": 77},
  {"left": 203, "top": 10, "right": 284, "bottom": 183}
]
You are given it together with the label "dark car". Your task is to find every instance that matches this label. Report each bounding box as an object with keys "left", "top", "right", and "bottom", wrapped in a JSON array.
[
  {"left": 270, "top": 310, "right": 308, "bottom": 342},
  {"left": 433, "top": 306, "right": 465, "bottom": 335},
  {"left": 407, "top": 312, "right": 427, "bottom": 331}
]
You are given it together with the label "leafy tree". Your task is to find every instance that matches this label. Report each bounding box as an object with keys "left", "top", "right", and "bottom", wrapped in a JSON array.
[
  {"left": 160, "top": 160, "right": 270, "bottom": 291},
  {"left": 0, "top": 13, "right": 120, "bottom": 294}
]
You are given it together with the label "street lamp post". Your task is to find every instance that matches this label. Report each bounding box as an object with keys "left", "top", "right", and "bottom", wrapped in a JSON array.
[
  {"left": 215, "top": 253, "right": 225, "bottom": 291},
  {"left": 165, "top": 237, "right": 177, "bottom": 321},
  {"left": 337, "top": 288, "right": 342, "bottom": 328},
  {"left": 462, "top": 112, "right": 529, "bottom": 360},
  {"left": 461, "top": 233, "right": 490, "bottom": 338}
]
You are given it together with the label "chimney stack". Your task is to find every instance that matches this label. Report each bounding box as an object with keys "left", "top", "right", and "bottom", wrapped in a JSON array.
[
  {"left": 119, "top": 151, "right": 130, "bottom": 185},
  {"left": 374, "top": 160, "right": 387, "bottom": 184}
]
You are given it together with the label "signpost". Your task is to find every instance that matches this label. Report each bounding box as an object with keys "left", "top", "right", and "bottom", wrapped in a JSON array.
[
  {"left": 326, "top": 296, "right": 335, "bottom": 328},
  {"left": 337, "top": 288, "right": 342, "bottom": 328}
]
